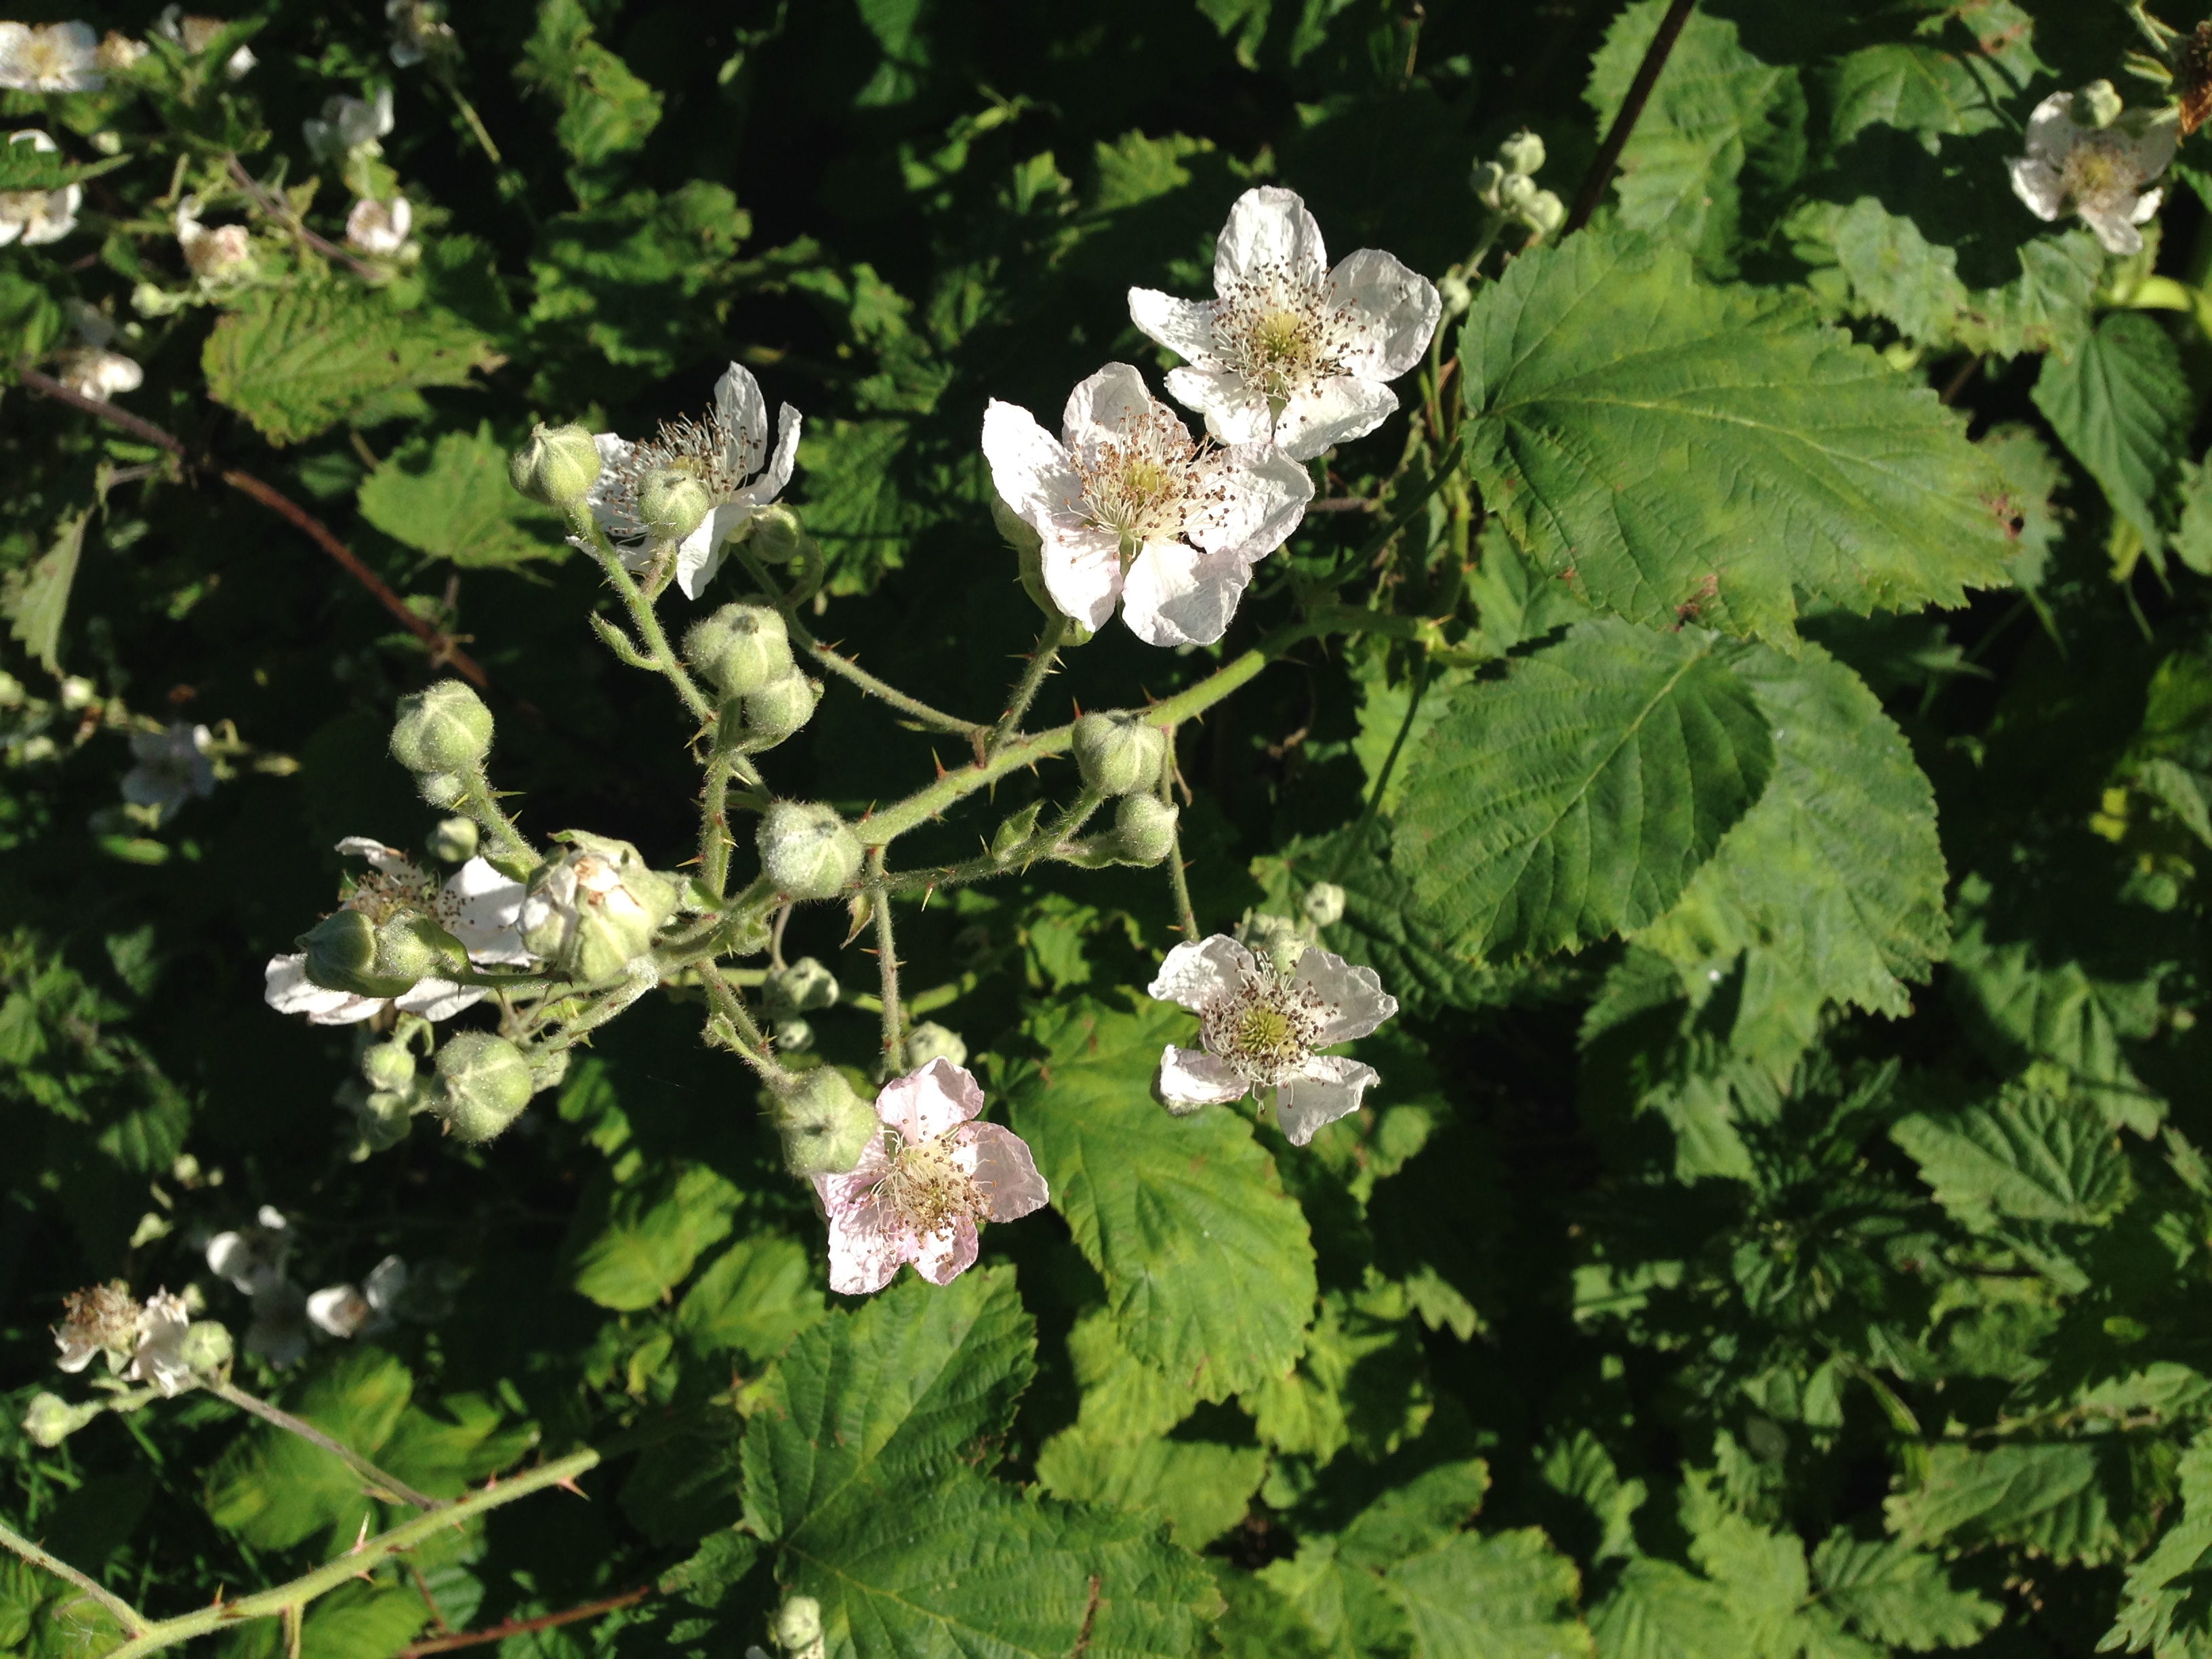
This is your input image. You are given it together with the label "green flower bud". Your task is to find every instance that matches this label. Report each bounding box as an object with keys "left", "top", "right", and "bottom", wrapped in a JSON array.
[
  {"left": 743, "top": 670, "right": 821, "bottom": 747},
  {"left": 350, "top": 1085, "right": 417, "bottom": 1155},
  {"left": 530, "top": 1048, "right": 571, "bottom": 1094},
  {"left": 1303, "top": 882, "right": 1346, "bottom": 929},
  {"left": 1471, "top": 159, "right": 1509, "bottom": 209},
  {"left": 520, "top": 833, "right": 678, "bottom": 983},
  {"left": 990, "top": 800, "right": 1045, "bottom": 859},
  {"left": 415, "top": 771, "right": 468, "bottom": 809},
  {"left": 508, "top": 423, "right": 602, "bottom": 510},
  {"left": 638, "top": 468, "right": 712, "bottom": 546},
  {"left": 1071, "top": 711, "right": 1166, "bottom": 797},
  {"left": 390, "top": 681, "right": 493, "bottom": 775},
  {"left": 1520, "top": 189, "right": 1566, "bottom": 239},
  {"left": 770, "top": 1069, "right": 876, "bottom": 1176},
  {"left": 1496, "top": 128, "right": 1546, "bottom": 177},
  {"left": 905, "top": 1021, "right": 966, "bottom": 1069},
  {"left": 1111, "top": 792, "right": 1178, "bottom": 865},
  {"left": 684, "top": 603, "right": 794, "bottom": 699},
  {"left": 773, "top": 1016, "right": 815, "bottom": 1052},
  {"left": 1243, "top": 912, "right": 1309, "bottom": 979},
  {"left": 749, "top": 504, "right": 811, "bottom": 565},
  {"left": 22, "top": 1392, "right": 102, "bottom": 1448},
  {"left": 772, "top": 1595, "right": 824, "bottom": 1655},
  {"left": 431, "top": 1031, "right": 535, "bottom": 1144},
  {"left": 428, "top": 816, "right": 478, "bottom": 863},
  {"left": 758, "top": 803, "right": 862, "bottom": 901},
  {"left": 361, "top": 1037, "right": 417, "bottom": 1094},
  {"left": 2079, "top": 78, "right": 2124, "bottom": 129},
  {"left": 179, "top": 1320, "right": 233, "bottom": 1373},
  {"left": 764, "top": 956, "right": 840, "bottom": 1017},
  {"left": 301, "top": 909, "right": 463, "bottom": 998},
  {"left": 1497, "top": 171, "right": 1538, "bottom": 213}
]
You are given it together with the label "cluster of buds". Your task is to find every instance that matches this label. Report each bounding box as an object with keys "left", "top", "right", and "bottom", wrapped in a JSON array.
[
  {"left": 1471, "top": 129, "right": 1565, "bottom": 241},
  {"left": 26, "top": 1282, "right": 236, "bottom": 1446},
  {"left": 1068, "top": 712, "right": 1179, "bottom": 867},
  {"left": 685, "top": 602, "right": 821, "bottom": 752},
  {"left": 762, "top": 955, "right": 839, "bottom": 1051}
]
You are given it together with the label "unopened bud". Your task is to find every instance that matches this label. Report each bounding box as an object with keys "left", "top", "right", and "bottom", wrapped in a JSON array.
[
  {"left": 390, "top": 681, "right": 493, "bottom": 774},
  {"left": 990, "top": 801, "right": 1044, "bottom": 859},
  {"left": 431, "top": 1032, "right": 535, "bottom": 1143},
  {"left": 638, "top": 469, "right": 712, "bottom": 546},
  {"left": 1071, "top": 711, "right": 1166, "bottom": 797},
  {"left": 764, "top": 956, "right": 840, "bottom": 1017},
  {"left": 520, "top": 834, "right": 677, "bottom": 982},
  {"left": 1520, "top": 189, "right": 1566, "bottom": 239},
  {"left": 1498, "top": 171, "right": 1539, "bottom": 212},
  {"left": 179, "top": 1319, "right": 233, "bottom": 1372},
  {"left": 1303, "top": 882, "right": 1345, "bottom": 928},
  {"left": 415, "top": 771, "right": 468, "bottom": 808},
  {"left": 743, "top": 671, "right": 821, "bottom": 748},
  {"left": 774, "top": 1016, "right": 815, "bottom": 1052},
  {"left": 2078, "top": 79, "right": 2124, "bottom": 129},
  {"left": 1472, "top": 160, "right": 1508, "bottom": 209},
  {"left": 684, "top": 603, "right": 794, "bottom": 699},
  {"left": 300, "top": 909, "right": 460, "bottom": 998},
  {"left": 1243, "top": 912, "right": 1308, "bottom": 978},
  {"left": 1110, "top": 792, "right": 1178, "bottom": 865},
  {"left": 905, "top": 1021, "right": 966, "bottom": 1069},
  {"left": 508, "top": 423, "right": 601, "bottom": 509},
  {"left": 748, "top": 504, "right": 809, "bottom": 565},
  {"left": 1496, "top": 129, "right": 1546, "bottom": 176},
  {"left": 758, "top": 803, "right": 862, "bottom": 901},
  {"left": 772, "top": 1595, "right": 824, "bottom": 1655},
  {"left": 23, "top": 1392, "right": 102, "bottom": 1448},
  {"left": 361, "top": 1037, "right": 417, "bottom": 1094},
  {"left": 1438, "top": 270, "right": 1472, "bottom": 319},
  {"left": 771, "top": 1069, "right": 876, "bottom": 1176},
  {"left": 428, "top": 816, "right": 478, "bottom": 863}
]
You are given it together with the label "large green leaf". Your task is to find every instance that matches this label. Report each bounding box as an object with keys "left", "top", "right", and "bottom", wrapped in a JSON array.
[
  {"left": 1000, "top": 996, "right": 1317, "bottom": 1401},
  {"left": 1385, "top": 1528, "right": 1593, "bottom": 1659},
  {"left": 569, "top": 1164, "right": 742, "bottom": 1311},
  {"left": 1393, "top": 619, "right": 1774, "bottom": 962},
  {"left": 1891, "top": 1084, "right": 2133, "bottom": 1232},
  {"left": 203, "top": 1349, "right": 415, "bottom": 1551},
  {"left": 1634, "top": 642, "right": 1948, "bottom": 1019},
  {"left": 1458, "top": 230, "right": 2017, "bottom": 641},
  {"left": 355, "top": 425, "right": 569, "bottom": 569},
  {"left": 203, "top": 289, "right": 501, "bottom": 447},
  {"left": 1809, "top": 1532, "right": 2001, "bottom": 1650},
  {"left": 741, "top": 1268, "right": 1219, "bottom": 1658},
  {"left": 2032, "top": 311, "right": 2194, "bottom": 560},
  {"left": 1887, "top": 1441, "right": 2126, "bottom": 1565}
]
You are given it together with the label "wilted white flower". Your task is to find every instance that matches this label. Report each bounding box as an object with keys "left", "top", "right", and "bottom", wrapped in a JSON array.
[
  {"left": 2009, "top": 89, "right": 2179, "bottom": 256},
  {"left": 306, "top": 1255, "right": 405, "bottom": 1338},
  {"left": 304, "top": 86, "right": 394, "bottom": 161},
  {"left": 1129, "top": 186, "right": 1441, "bottom": 462},
  {"left": 174, "top": 197, "right": 252, "bottom": 282},
  {"left": 127, "top": 1290, "right": 195, "bottom": 1395},
  {"left": 263, "top": 837, "right": 529, "bottom": 1025},
  {"left": 56, "top": 346, "right": 142, "bottom": 401},
  {"left": 54, "top": 1280, "right": 140, "bottom": 1375},
  {"left": 813, "top": 1061, "right": 1050, "bottom": 1296},
  {"left": 154, "top": 8, "right": 254, "bottom": 78},
  {"left": 344, "top": 193, "right": 411, "bottom": 255},
  {"left": 205, "top": 1204, "right": 291, "bottom": 1294},
  {"left": 0, "top": 21, "right": 102, "bottom": 91},
  {"left": 386, "top": 0, "right": 453, "bottom": 68},
  {"left": 0, "top": 131, "right": 81, "bottom": 248},
  {"left": 982, "top": 362, "right": 1311, "bottom": 646},
  {"left": 1148, "top": 933, "right": 1398, "bottom": 1145},
  {"left": 121, "top": 722, "right": 215, "bottom": 819},
  {"left": 587, "top": 363, "right": 803, "bottom": 600}
]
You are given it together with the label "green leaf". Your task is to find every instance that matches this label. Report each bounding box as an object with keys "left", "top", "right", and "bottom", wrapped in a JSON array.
[
  {"left": 1458, "top": 229, "right": 2018, "bottom": 640},
  {"left": 1826, "top": 43, "right": 2016, "bottom": 146},
  {"left": 1634, "top": 642, "right": 1948, "bottom": 1020},
  {"left": 1584, "top": 1, "right": 1805, "bottom": 275},
  {"left": 1245, "top": 1282, "right": 1432, "bottom": 1465},
  {"left": 356, "top": 425, "right": 569, "bottom": 569},
  {"left": 1338, "top": 1460, "right": 1492, "bottom": 1567},
  {"left": 2032, "top": 311, "right": 2194, "bottom": 559},
  {"left": 203, "top": 1349, "right": 414, "bottom": 1551},
  {"left": 569, "top": 1164, "right": 742, "bottom": 1311},
  {"left": 1887, "top": 1441, "right": 2125, "bottom": 1565},
  {"left": 1000, "top": 996, "right": 1317, "bottom": 1400},
  {"left": 1393, "top": 619, "right": 1775, "bottom": 962},
  {"left": 2176, "top": 449, "right": 2212, "bottom": 577},
  {"left": 516, "top": 0, "right": 663, "bottom": 176},
  {"left": 3, "top": 510, "right": 86, "bottom": 676},
  {"left": 203, "top": 289, "right": 501, "bottom": 447},
  {"left": 1384, "top": 1528, "right": 1594, "bottom": 1659},
  {"left": 1891, "top": 1084, "right": 2132, "bottom": 1231},
  {"left": 0, "top": 144, "right": 129, "bottom": 194},
  {"left": 1809, "top": 1532, "right": 2002, "bottom": 1650},
  {"left": 1034, "top": 1434, "right": 1266, "bottom": 1549},
  {"left": 741, "top": 1267, "right": 1220, "bottom": 1658},
  {"left": 1587, "top": 1557, "right": 1747, "bottom": 1659},
  {"left": 674, "top": 1231, "right": 827, "bottom": 1364}
]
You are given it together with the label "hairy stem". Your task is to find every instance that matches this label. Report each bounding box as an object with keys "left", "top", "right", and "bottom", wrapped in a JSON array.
[
  {"left": 1160, "top": 738, "right": 1199, "bottom": 939},
  {"left": 699, "top": 961, "right": 790, "bottom": 1086},
  {"left": 701, "top": 753, "right": 737, "bottom": 899},
  {"left": 1565, "top": 0, "right": 1697, "bottom": 236},
  {"left": 987, "top": 613, "right": 1070, "bottom": 755},
  {"left": 456, "top": 773, "right": 537, "bottom": 869},
  {"left": 575, "top": 527, "right": 714, "bottom": 722},
  {"left": 869, "top": 846, "right": 904, "bottom": 1072},
  {"left": 0, "top": 1523, "right": 150, "bottom": 1637},
  {"left": 209, "top": 1381, "right": 444, "bottom": 1512}
]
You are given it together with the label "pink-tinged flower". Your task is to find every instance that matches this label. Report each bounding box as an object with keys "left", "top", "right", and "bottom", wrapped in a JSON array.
[
  {"left": 1128, "top": 185, "right": 1440, "bottom": 462},
  {"left": 813, "top": 1059, "right": 1048, "bottom": 1296},
  {"left": 1148, "top": 934, "right": 1398, "bottom": 1145}
]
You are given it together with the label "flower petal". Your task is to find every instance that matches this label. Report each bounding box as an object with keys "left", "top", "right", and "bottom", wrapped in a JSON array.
[
  {"left": 1164, "top": 365, "right": 1272, "bottom": 446},
  {"left": 587, "top": 434, "right": 642, "bottom": 539},
  {"left": 1291, "top": 947, "right": 1399, "bottom": 1046},
  {"left": 1214, "top": 185, "right": 1328, "bottom": 292},
  {"left": 912, "top": 1217, "right": 981, "bottom": 1286},
  {"left": 264, "top": 954, "right": 384, "bottom": 1025},
  {"left": 1275, "top": 1054, "right": 1380, "bottom": 1146},
  {"left": 2131, "top": 186, "right": 2165, "bottom": 226},
  {"left": 1120, "top": 539, "right": 1254, "bottom": 647},
  {"left": 306, "top": 1284, "right": 371, "bottom": 1338},
  {"left": 335, "top": 836, "right": 417, "bottom": 878},
  {"left": 2007, "top": 157, "right": 2065, "bottom": 222},
  {"left": 1189, "top": 444, "right": 1313, "bottom": 563},
  {"left": 2078, "top": 199, "right": 2146, "bottom": 255},
  {"left": 443, "top": 858, "right": 532, "bottom": 964},
  {"left": 392, "top": 979, "right": 487, "bottom": 1021},
  {"left": 758, "top": 403, "right": 802, "bottom": 499},
  {"left": 1041, "top": 525, "right": 1123, "bottom": 632},
  {"left": 1327, "top": 247, "right": 1442, "bottom": 380},
  {"left": 1149, "top": 935, "right": 1256, "bottom": 1012},
  {"left": 983, "top": 398, "right": 1080, "bottom": 522},
  {"left": 1128, "top": 288, "right": 1221, "bottom": 365},
  {"left": 2022, "top": 91, "right": 2083, "bottom": 165},
  {"left": 714, "top": 362, "right": 771, "bottom": 478},
  {"left": 877, "top": 1058, "right": 987, "bottom": 1143},
  {"left": 1275, "top": 375, "right": 1399, "bottom": 462},
  {"left": 1156, "top": 1046, "right": 1250, "bottom": 1111},
  {"left": 1062, "top": 361, "right": 1162, "bottom": 453},
  {"left": 363, "top": 1255, "right": 408, "bottom": 1311},
  {"left": 673, "top": 510, "right": 735, "bottom": 600},
  {"left": 815, "top": 1185, "right": 917, "bottom": 1295},
  {"left": 960, "top": 1122, "right": 1050, "bottom": 1221}
]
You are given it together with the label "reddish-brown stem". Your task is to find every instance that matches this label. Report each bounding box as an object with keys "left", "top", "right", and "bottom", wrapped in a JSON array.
[
  {"left": 1565, "top": 0, "right": 1698, "bottom": 236},
  {"left": 394, "top": 1588, "right": 651, "bottom": 1656}
]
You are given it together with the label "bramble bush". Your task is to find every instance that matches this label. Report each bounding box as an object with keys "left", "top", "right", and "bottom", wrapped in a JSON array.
[{"left": 5, "top": 1, "right": 2212, "bottom": 1656}]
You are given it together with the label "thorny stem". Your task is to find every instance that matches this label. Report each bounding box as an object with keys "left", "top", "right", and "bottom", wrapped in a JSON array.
[
  {"left": 987, "top": 613, "right": 1071, "bottom": 756},
  {"left": 573, "top": 521, "right": 714, "bottom": 722},
  {"left": 0, "top": 1522, "right": 150, "bottom": 1636},
  {"left": 209, "top": 1380, "right": 445, "bottom": 1512},
  {"left": 1329, "top": 653, "right": 1429, "bottom": 884},
  {"left": 699, "top": 960, "right": 790, "bottom": 1086},
  {"left": 1565, "top": 0, "right": 1698, "bottom": 236},
  {"left": 396, "top": 1587, "right": 650, "bottom": 1656},
  {"left": 869, "top": 846, "right": 905, "bottom": 1071},
  {"left": 455, "top": 773, "right": 537, "bottom": 868},
  {"left": 432, "top": 70, "right": 504, "bottom": 167},
  {"left": 701, "top": 752, "right": 738, "bottom": 899},
  {"left": 735, "top": 546, "right": 984, "bottom": 738},
  {"left": 224, "top": 153, "right": 377, "bottom": 280}
]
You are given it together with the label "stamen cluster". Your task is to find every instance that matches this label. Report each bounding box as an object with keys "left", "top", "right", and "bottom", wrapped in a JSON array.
[
  {"left": 1210, "top": 261, "right": 1355, "bottom": 403},
  {"left": 601, "top": 407, "right": 759, "bottom": 525},
  {"left": 872, "top": 1130, "right": 991, "bottom": 1237},
  {"left": 1199, "top": 962, "right": 1333, "bottom": 1087},
  {"left": 345, "top": 857, "right": 436, "bottom": 924},
  {"left": 1072, "top": 402, "right": 1231, "bottom": 548},
  {"left": 56, "top": 1281, "right": 141, "bottom": 1360}
]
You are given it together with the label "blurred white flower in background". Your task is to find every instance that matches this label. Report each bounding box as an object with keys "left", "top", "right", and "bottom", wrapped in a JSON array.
[
  {"left": 0, "top": 22, "right": 103, "bottom": 91},
  {"left": 0, "top": 131, "right": 82, "bottom": 248}
]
